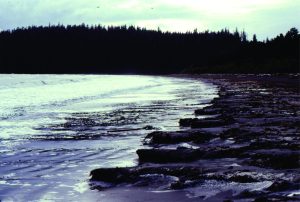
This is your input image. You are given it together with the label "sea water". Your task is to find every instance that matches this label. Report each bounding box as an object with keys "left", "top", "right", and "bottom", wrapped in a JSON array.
[{"left": 0, "top": 75, "right": 218, "bottom": 201}]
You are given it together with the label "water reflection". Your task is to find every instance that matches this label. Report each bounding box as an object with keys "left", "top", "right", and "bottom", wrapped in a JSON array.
[{"left": 0, "top": 75, "right": 218, "bottom": 201}]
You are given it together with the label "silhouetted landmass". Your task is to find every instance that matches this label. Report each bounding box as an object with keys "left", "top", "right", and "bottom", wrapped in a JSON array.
[{"left": 0, "top": 25, "right": 299, "bottom": 74}]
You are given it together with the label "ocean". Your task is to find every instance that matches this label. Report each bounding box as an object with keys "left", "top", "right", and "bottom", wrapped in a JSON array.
[{"left": 0, "top": 75, "right": 218, "bottom": 201}]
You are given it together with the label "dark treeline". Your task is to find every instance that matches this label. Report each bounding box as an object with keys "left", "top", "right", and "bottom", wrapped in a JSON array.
[{"left": 0, "top": 24, "right": 299, "bottom": 74}]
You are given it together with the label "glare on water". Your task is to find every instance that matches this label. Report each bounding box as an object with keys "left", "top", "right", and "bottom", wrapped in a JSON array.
[{"left": 0, "top": 74, "right": 218, "bottom": 201}]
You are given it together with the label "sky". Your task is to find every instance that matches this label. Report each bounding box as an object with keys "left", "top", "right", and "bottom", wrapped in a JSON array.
[{"left": 0, "top": 0, "right": 299, "bottom": 40}]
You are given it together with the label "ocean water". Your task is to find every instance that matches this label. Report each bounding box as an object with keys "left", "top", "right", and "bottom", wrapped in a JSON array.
[{"left": 0, "top": 75, "right": 218, "bottom": 201}]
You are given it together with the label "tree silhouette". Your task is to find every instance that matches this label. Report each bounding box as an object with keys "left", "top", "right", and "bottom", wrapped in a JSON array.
[
  {"left": 0, "top": 25, "right": 298, "bottom": 74},
  {"left": 286, "top": 27, "right": 299, "bottom": 39},
  {"left": 252, "top": 34, "right": 258, "bottom": 43}
]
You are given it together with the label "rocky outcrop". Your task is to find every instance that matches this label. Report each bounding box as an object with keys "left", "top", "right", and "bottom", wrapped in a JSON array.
[
  {"left": 90, "top": 74, "right": 300, "bottom": 201},
  {"left": 145, "top": 130, "right": 213, "bottom": 144}
]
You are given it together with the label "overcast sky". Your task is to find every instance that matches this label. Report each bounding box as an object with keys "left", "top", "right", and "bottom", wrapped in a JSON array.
[{"left": 0, "top": 0, "right": 299, "bottom": 39}]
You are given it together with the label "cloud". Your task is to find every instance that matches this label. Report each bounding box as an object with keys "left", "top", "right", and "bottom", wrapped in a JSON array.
[{"left": 0, "top": 0, "right": 299, "bottom": 39}]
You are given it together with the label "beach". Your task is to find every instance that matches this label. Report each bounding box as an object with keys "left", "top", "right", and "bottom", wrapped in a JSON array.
[
  {"left": 0, "top": 75, "right": 217, "bottom": 201},
  {"left": 0, "top": 74, "right": 299, "bottom": 201},
  {"left": 91, "top": 74, "right": 300, "bottom": 201}
]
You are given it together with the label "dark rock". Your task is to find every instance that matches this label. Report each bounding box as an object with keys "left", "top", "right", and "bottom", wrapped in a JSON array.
[
  {"left": 195, "top": 108, "right": 222, "bottom": 115},
  {"left": 170, "top": 181, "right": 185, "bottom": 190},
  {"left": 90, "top": 167, "right": 134, "bottom": 183},
  {"left": 191, "top": 119, "right": 227, "bottom": 128},
  {"left": 145, "top": 131, "right": 212, "bottom": 144},
  {"left": 254, "top": 195, "right": 299, "bottom": 202},
  {"left": 181, "top": 113, "right": 234, "bottom": 129},
  {"left": 137, "top": 146, "right": 248, "bottom": 163},
  {"left": 220, "top": 128, "right": 249, "bottom": 139},
  {"left": 267, "top": 180, "right": 296, "bottom": 192},
  {"left": 250, "top": 151, "right": 300, "bottom": 169},
  {"left": 254, "top": 196, "right": 269, "bottom": 202},
  {"left": 203, "top": 146, "right": 248, "bottom": 159},
  {"left": 179, "top": 118, "right": 198, "bottom": 127},
  {"left": 91, "top": 165, "right": 206, "bottom": 186},
  {"left": 190, "top": 116, "right": 234, "bottom": 128},
  {"left": 237, "top": 189, "right": 263, "bottom": 198},
  {"left": 137, "top": 148, "right": 204, "bottom": 163},
  {"left": 250, "top": 140, "right": 300, "bottom": 151},
  {"left": 146, "top": 131, "right": 193, "bottom": 144},
  {"left": 229, "top": 174, "right": 259, "bottom": 183}
]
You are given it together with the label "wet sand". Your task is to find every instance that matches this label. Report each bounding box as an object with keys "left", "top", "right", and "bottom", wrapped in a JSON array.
[
  {"left": 0, "top": 75, "right": 218, "bottom": 201},
  {"left": 91, "top": 74, "right": 300, "bottom": 202}
]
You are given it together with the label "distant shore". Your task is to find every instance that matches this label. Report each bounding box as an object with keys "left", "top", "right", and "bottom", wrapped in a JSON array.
[
  {"left": 90, "top": 74, "right": 300, "bottom": 201},
  {"left": 1, "top": 26, "right": 298, "bottom": 74}
]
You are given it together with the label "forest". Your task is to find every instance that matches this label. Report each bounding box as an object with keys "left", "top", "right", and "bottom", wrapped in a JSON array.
[{"left": 0, "top": 24, "right": 299, "bottom": 74}]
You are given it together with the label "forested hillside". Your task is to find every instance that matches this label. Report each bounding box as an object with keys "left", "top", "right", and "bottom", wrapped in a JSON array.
[{"left": 0, "top": 25, "right": 298, "bottom": 74}]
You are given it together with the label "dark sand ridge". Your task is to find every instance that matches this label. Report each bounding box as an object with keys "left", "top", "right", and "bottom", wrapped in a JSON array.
[{"left": 90, "top": 74, "right": 300, "bottom": 202}]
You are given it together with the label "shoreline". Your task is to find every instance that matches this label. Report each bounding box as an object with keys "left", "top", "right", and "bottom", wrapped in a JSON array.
[
  {"left": 90, "top": 74, "right": 300, "bottom": 201},
  {"left": 0, "top": 75, "right": 216, "bottom": 201}
]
